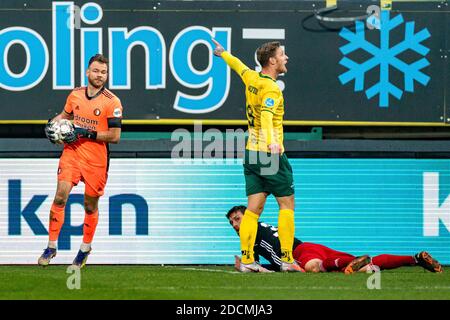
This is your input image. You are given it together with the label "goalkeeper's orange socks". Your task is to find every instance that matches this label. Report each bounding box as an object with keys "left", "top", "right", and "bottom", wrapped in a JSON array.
[
  {"left": 48, "top": 203, "right": 65, "bottom": 248},
  {"left": 82, "top": 210, "right": 99, "bottom": 248},
  {"left": 278, "top": 209, "right": 295, "bottom": 263},
  {"left": 240, "top": 209, "right": 259, "bottom": 264},
  {"left": 48, "top": 205, "right": 98, "bottom": 251}
]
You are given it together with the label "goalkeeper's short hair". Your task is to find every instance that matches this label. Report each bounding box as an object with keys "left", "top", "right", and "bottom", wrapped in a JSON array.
[{"left": 88, "top": 53, "right": 109, "bottom": 68}]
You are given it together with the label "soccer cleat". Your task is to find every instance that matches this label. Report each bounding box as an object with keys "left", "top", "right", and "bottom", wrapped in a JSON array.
[
  {"left": 38, "top": 247, "right": 57, "bottom": 266},
  {"left": 344, "top": 255, "right": 371, "bottom": 274},
  {"left": 72, "top": 249, "right": 91, "bottom": 268},
  {"left": 415, "top": 251, "right": 443, "bottom": 273},
  {"left": 280, "top": 261, "right": 305, "bottom": 272},
  {"left": 234, "top": 256, "right": 273, "bottom": 273}
]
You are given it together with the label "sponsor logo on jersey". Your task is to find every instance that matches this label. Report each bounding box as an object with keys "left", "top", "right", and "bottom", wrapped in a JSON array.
[
  {"left": 264, "top": 98, "right": 274, "bottom": 107},
  {"left": 74, "top": 114, "right": 99, "bottom": 126},
  {"left": 113, "top": 108, "right": 122, "bottom": 117},
  {"left": 248, "top": 85, "right": 258, "bottom": 94}
]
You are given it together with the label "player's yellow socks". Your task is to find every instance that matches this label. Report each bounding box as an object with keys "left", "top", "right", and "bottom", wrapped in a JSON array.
[
  {"left": 278, "top": 209, "right": 295, "bottom": 263},
  {"left": 240, "top": 209, "right": 259, "bottom": 264}
]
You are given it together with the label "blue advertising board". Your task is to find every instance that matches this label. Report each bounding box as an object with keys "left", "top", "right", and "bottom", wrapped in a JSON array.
[{"left": 0, "top": 158, "right": 449, "bottom": 264}]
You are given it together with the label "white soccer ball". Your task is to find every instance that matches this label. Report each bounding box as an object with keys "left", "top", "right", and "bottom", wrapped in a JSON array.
[{"left": 54, "top": 119, "right": 74, "bottom": 144}]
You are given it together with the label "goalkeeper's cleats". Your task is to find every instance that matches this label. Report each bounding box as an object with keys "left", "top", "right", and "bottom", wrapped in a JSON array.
[
  {"left": 38, "top": 247, "right": 57, "bottom": 266},
  {"left": 280, "top": 261, "right": 305, "bottom": 272},
  {"left": 344, "top": 255, "right": 371, "bottom": 274},
  {"left": 72, "top": 249, "right": 91, "bottom": 269},
  {"left": 415, "top": 251, "right": 443, "bottom": 273},
  {"left": 234, "top": 256, "right": 273, "bottom": 273}
]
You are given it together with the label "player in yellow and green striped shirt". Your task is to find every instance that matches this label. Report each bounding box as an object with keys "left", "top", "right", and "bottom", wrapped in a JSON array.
[{"left": 212, "top": 39, "right": 302, "bottom": 272}]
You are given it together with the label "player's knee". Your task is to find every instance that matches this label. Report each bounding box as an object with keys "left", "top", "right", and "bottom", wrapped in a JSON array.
[
  {"left": 247, "top": 205, "right": 264, "bottom": 215},
  {"left": 53, "top": 194, "right": 68, "bottom": 206},
  {"left": 277, "top": 197, "right": 295, "bottom": 211},
  {"left": 84, "top": 201, "right": 98, "bottom": 214},
  {"left": 84, "top": 204, "right": 97, "bottom": 214}
]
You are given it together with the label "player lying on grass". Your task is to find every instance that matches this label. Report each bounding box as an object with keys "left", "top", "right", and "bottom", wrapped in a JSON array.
[{"left": 227, "top": 205, "right": 443, "bottom": 273}]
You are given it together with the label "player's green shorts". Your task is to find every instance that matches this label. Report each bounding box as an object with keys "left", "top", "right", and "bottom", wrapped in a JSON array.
[{"left": 243, "top": 150, "right": 294, "bottom": 197}]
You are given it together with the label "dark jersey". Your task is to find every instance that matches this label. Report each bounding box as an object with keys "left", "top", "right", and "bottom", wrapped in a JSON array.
[{"left": 254, "top": 222, "right": 303, "bottom": 270}]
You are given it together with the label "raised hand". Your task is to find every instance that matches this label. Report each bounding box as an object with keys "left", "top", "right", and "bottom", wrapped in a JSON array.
[{"left": 211, "top": 38, "right": 225, "bottom": 57}]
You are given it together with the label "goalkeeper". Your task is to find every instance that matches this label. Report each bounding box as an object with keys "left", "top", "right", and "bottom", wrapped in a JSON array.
[{"left": 39, "top": 54, "right": 123, "bottom": 268}]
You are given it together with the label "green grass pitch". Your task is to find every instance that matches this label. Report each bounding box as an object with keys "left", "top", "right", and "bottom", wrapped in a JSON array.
[{"left": 0, "top": 265, "right": 449, "bottom": 300}]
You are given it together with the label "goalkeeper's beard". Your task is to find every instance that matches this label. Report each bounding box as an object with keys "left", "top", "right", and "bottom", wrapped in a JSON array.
[{"left": 88, "top": 77, "right": 105, "bottom": 89}]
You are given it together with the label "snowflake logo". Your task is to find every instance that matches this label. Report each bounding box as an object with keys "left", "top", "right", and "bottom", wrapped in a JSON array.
[{"left": 338, "top": 10, "right": 431, "bottom": 107}]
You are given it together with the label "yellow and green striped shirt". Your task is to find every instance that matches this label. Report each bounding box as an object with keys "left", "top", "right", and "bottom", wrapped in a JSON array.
[{"left": 222, "top": 51, "right": 285, "bottom": 153}]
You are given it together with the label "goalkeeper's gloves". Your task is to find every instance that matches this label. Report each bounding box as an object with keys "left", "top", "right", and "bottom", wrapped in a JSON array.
[
  {"left": 75, "top": 127, "right": 97, "bottom": 140},
  {"left": 63, "top": 127, "right": 97, "bottom": 144},
  {"left": 44, "top": 119, "right": 59, "bottom": 144}
]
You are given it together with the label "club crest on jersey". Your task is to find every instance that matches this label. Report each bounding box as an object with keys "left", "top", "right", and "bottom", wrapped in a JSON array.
[
  {"left": 94, "top": 108, "right": 101, "bottom": 116},
  {"left": 264, "top": 98, "right": 275, "bottom": 107},
  {"left": 113, "top": 108, "right": 122, "bottom": 117}
]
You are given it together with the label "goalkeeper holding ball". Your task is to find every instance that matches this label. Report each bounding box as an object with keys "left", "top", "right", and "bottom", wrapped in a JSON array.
[{"left": 39, "top": 54, "right": 123, "bottom": 268}]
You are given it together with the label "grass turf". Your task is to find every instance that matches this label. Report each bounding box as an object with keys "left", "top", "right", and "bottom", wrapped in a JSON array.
[{"left": 0, "top": 265, "right": 449, "bottom": 300}]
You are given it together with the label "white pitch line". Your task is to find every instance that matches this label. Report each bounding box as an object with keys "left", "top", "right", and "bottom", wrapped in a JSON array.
[
  {"left": 127, "top": 285, "right": 450, "bottom": 291},
  {"left": 177, "top": 267, "right": 240, "bottom": 274}
]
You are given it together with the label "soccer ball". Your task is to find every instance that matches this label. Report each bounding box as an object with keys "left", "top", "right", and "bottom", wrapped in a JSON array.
[{"left": 52, "top": 119, "right": 74, "bottom": 144}]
